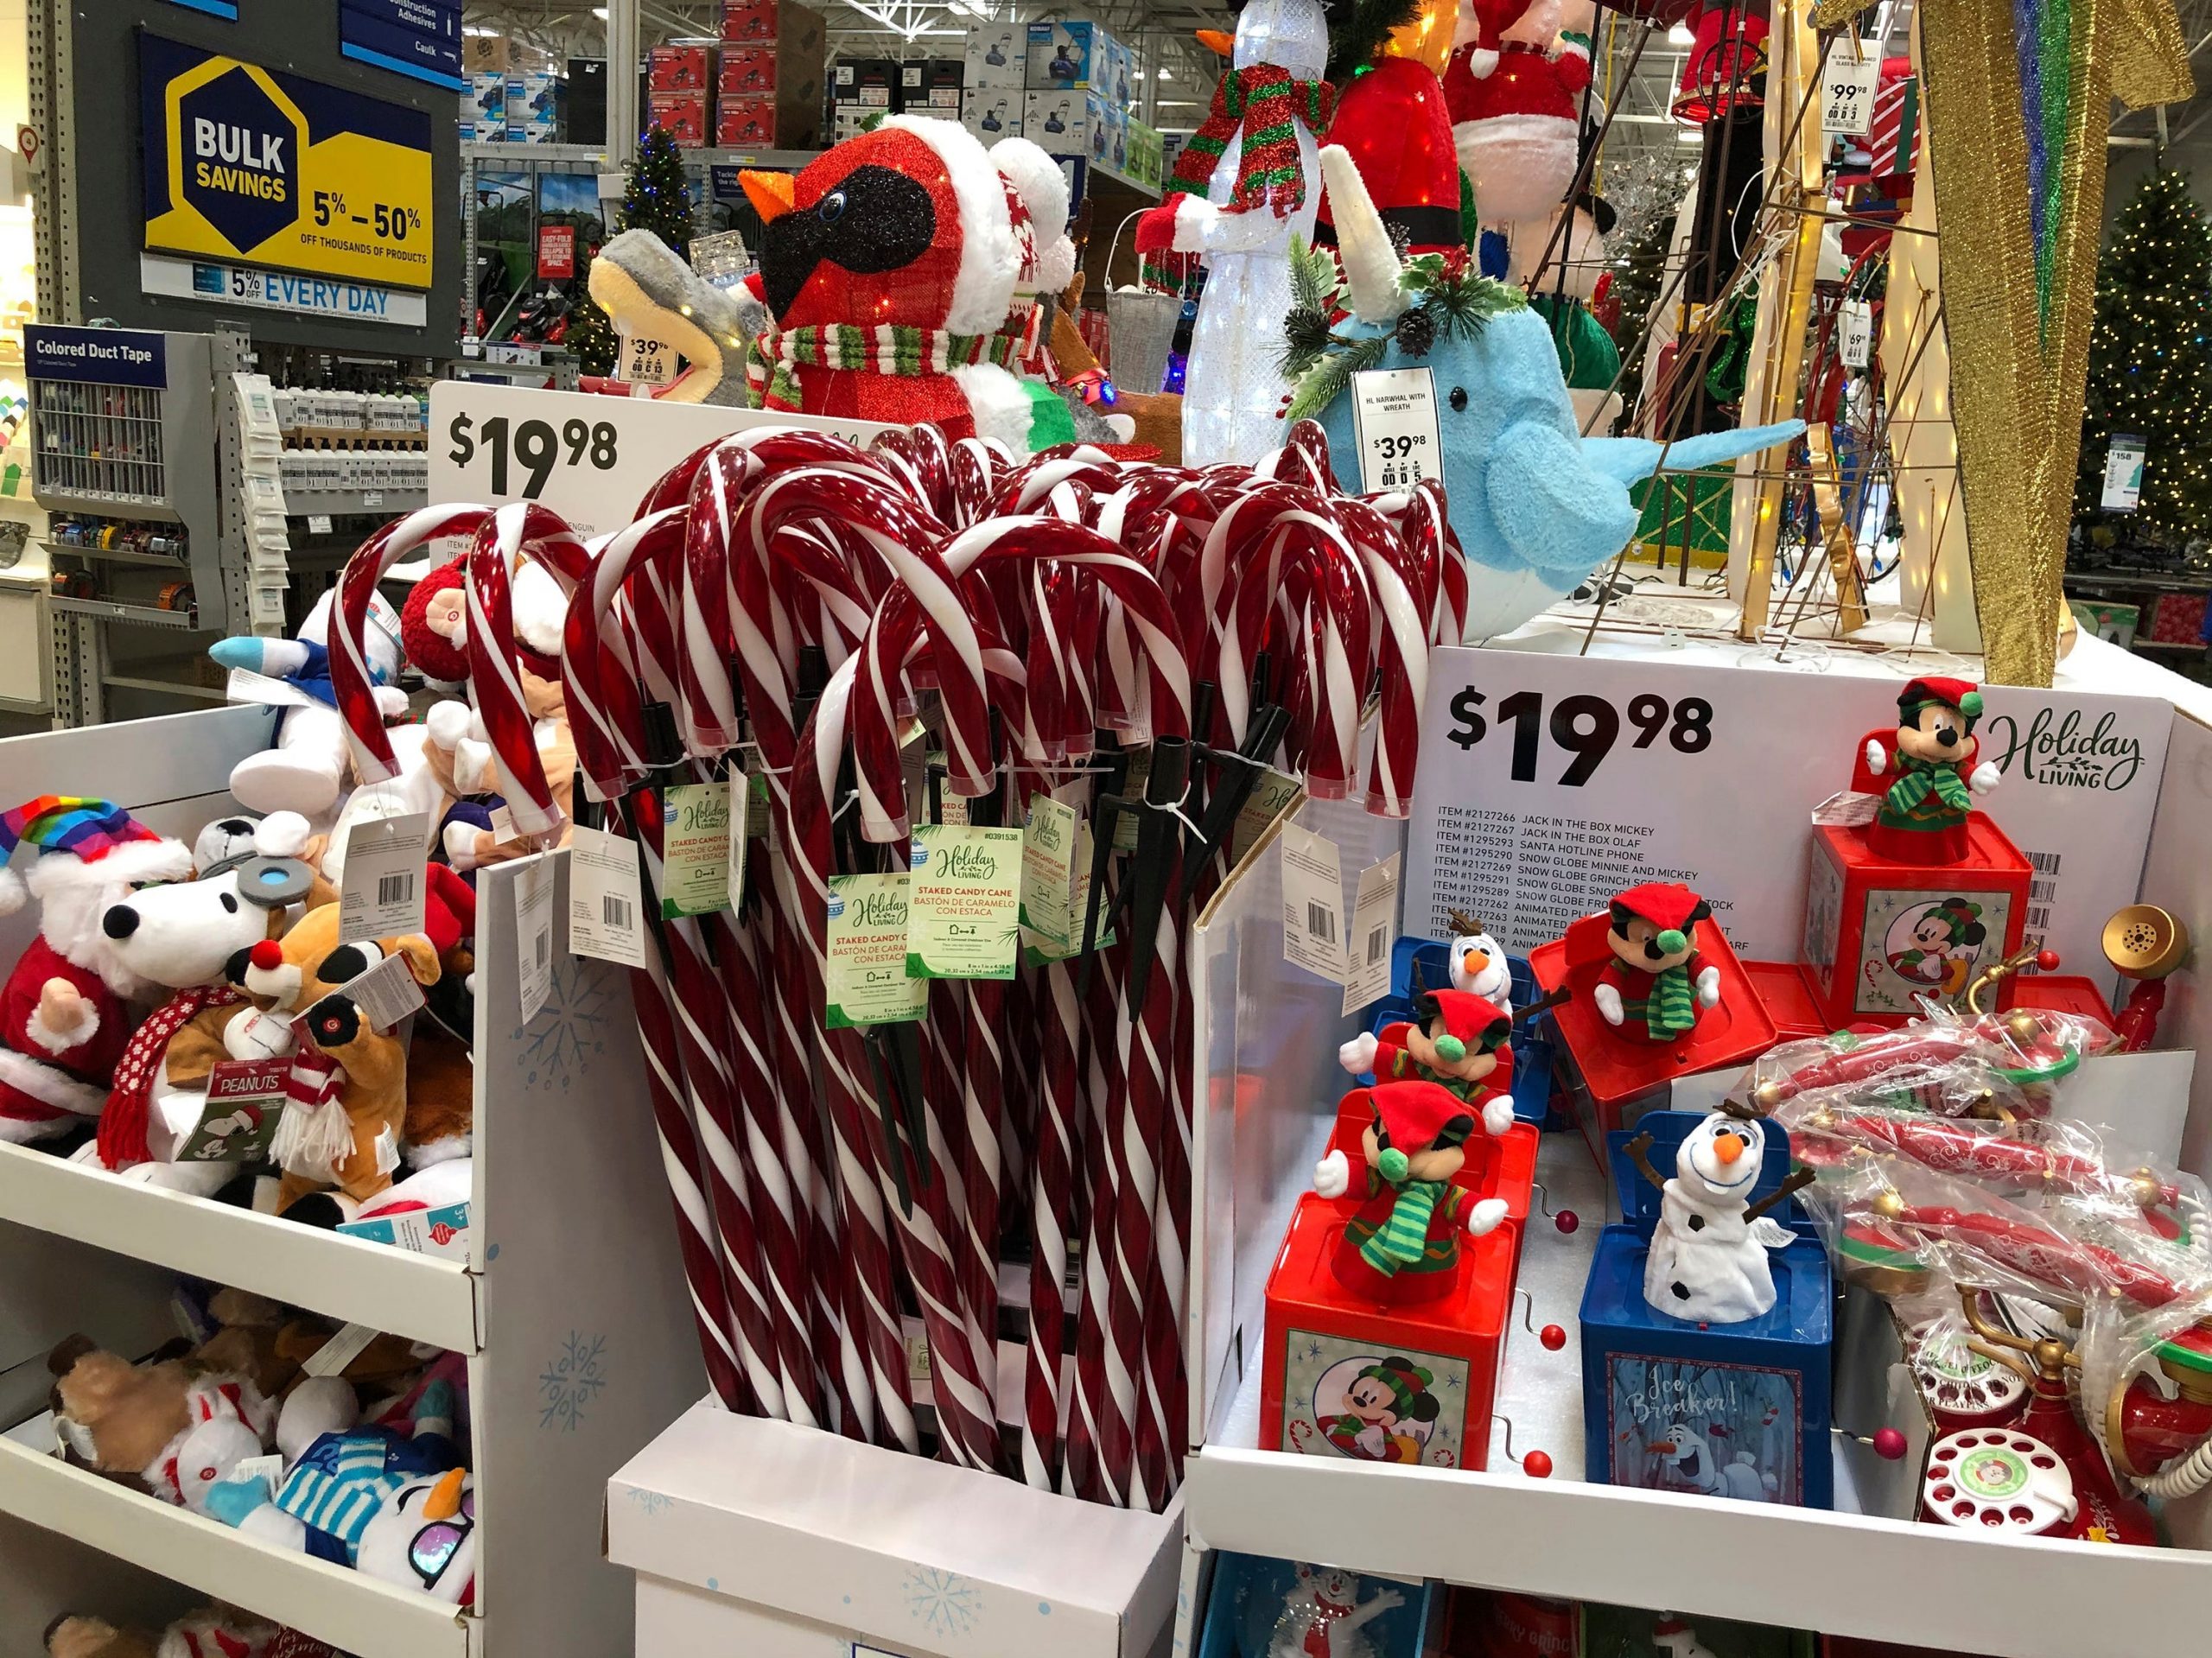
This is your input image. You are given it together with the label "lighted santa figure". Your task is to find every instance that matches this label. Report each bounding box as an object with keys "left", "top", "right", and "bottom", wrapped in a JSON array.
[
  {"left": 1592, "top": 882, "right": 1721, "bottom": 1042},
  {"left": 1624, "top": 1108, "right": 1814, "bottom": 1324},
  {"left": 1860, "top": 677, "right": 2001, "bottom": 865},
  {"left": 1313, "top": 1080, "right": 1510, "bottom": 1301}
]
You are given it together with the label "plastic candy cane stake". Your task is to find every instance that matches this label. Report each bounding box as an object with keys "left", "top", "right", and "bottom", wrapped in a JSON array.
[{"left": 464, "top": 503, "right": 592, "bottom": 841}]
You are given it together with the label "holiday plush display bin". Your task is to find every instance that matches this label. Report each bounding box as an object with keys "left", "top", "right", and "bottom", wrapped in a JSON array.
[
  {"left": 1801, "top": 817, "right": 2033, "bottom": 1030},
  {"left": 607, "top": 1403, "right": 1179, "bottom": 1658},
  {"left": 1579, "top": 1112, "right": 1834, "bottom": 1509},
  {"left": 1257, "top": 1098, "right": 1539, "bottom": 1474}
]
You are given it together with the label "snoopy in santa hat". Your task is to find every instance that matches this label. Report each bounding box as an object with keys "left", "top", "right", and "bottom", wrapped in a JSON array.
[{"left": 0, "top": 797, "right": 194, "bottom": 1144}]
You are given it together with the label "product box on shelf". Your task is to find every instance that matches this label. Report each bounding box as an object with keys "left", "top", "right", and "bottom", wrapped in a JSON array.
[
  {"left": 503, "top": 72, "right": 563, "bottom": 139},
  {"left": 464, "top": 31, "right": 517, "bottom": 73},
  {"left": 1027, "top": 19, "right": 1116, "bottom": 91},
  {"left": 468, "top": 72, "right": 507, "bottom": 122},
  {"left": 566, "top": 55, "right": 607, "bottom": 144},
  {"left": 720, "top": 0, "right": 779, "bottom": 41},
  {"left": 1023, "top": 88, "right": 1116, "bottom": 159},
  {"left": 718, "top": 44, "right": 777, "bottom": 95},
  {"left": 1578, "top": 1111, "right": 1834, "bottom": 1509},
  {"left": 832, "top": 55, "right": 901, "bottom": 110},
  {"left": 607, "top": 1405, "right": 1180, "bottom": 1658},
  {"left": 926, "top": 58, "right": 966, "bottom": 109},
  {"left": 963, "top": 95, "right": 1021, "bottom": 140},
  {"left": 648, "top": 42, "right": 712, "bottom": 91},
  {"left": 1197, "top": 1553, "right": 1442, "bottom": 1657},
  {"left": 715, "top": 98, "right": 777, "bottom": 147},
  {"left": 648, "top": 91, "right": 709, "bottom": 147},
  {"left": 964, "top": 22, "right": 1027, "bottom": 89},
  {"left": 1125, "top": 118, "right": 1164, "bottom": 189}
]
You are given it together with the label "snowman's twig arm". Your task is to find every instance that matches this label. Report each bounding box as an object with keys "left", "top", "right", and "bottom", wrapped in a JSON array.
[
  {"left": 1743, "top": 1167, "right": 1817, "bottom": 1225},
  {"left": 1623, "top": 1131, "right": 1666, "bottom": 1192}
]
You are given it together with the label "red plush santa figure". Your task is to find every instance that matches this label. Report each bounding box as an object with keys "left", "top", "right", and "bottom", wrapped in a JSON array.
[
  {"left": 0, "top": 797, "right": 194, "bottom": 1143},
  {"left": 1338, "top": 985, "right": 1516, "bottom": 1135},
  {"left": 1593, "top": 882, "right": 1722, "bottom": 1043},
  {"left": 1315, "top": 55, "right": 1466, "bottom": 257},
  {"left": 1445, "top": 0, "right": 1590, "bottom": 230},
  {"left": 738, "top": 118, "right": 1077, "bottom": 450}
]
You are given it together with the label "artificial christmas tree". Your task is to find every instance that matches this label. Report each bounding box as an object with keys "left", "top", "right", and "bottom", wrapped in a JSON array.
[
  {"left": 567, "top": 125, "right": 702, "bottom": 378},
  {"left": 1606, "top": 208, "right": 1671, "bottom": 431},
  {"left": 2075, "top": 168, "right": 2212, "bottom": 547}
]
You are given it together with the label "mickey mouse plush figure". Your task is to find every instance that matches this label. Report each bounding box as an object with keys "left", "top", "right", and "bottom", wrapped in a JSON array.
[
  {"left": 1593, "top": 882, "right": 1721, "bottom": 1042},
  {"left": 1314, "top": 1081, "right": 1510, "bottom": 1301},
  {"left": 1861, "top": 676, "right": 2001, "bottom": 865},
  {"left": 1338, "top": 986, "right": 1516, "bottom": 1137}
]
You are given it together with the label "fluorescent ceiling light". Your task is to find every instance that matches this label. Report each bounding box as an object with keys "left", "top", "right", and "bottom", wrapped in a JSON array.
[
  {"left": 1675, "top": 126, "right": 1704, "bottom": 142},
  {"left": 1156, "top": 67, "right": 1171, "bottom": 78},
  {"left": 1667, "top": 20, "right": 1694, "bottom": 42},
  {"left": 594, "top": 6, "right": 609, "bottom": 16}
]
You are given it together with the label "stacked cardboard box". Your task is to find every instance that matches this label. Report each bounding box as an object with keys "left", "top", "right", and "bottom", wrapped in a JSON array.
[
  {"left": 829, "top": 54, "right": 900, "bottom": 143},
  {"left": 715, "top": 2, "right": 824, "bottom": 147},
  {"left": 1020, "top": 19, "right": 1141, "bottom": 166},
  {"left": 506, "top": 71, "right": 565, "bottom": 143},
  {"left": 963, "top": 22, "right": 1025, "bottom": 141},
  {"left": 649, "top": 43, "right": 712, "bottom": 146}
]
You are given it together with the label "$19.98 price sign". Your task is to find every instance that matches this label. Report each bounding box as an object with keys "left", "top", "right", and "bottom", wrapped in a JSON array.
[
  {"left": 447, "top": 410, "right": 618, "bottom": 499},
  {"left": 1445, "top": 685, "right": 1713, "bottom": 785}
]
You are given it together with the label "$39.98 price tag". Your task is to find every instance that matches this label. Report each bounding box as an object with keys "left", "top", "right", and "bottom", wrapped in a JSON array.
[
  {"left": 1350, "top": 367, "right": 1440, "bottom": 492},
  {"left": 618, "top": 331, "right": 681, "bottom": 387},
  {"left": 1446, "top": 686, "right": 1713, "bottom": 785}
]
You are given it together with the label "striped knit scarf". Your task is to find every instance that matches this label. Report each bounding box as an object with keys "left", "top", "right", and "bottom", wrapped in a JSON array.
[
  {"left": 1643, "top": 963, "right": 1696, "bottom": 1040},
  {"left": 270, "top": 1048, "right": 348, "bottom": 1178},
  {"left": 1362, "top": 1178, "right": 1444, "bottom": 1274},
  {"left": 98, "top": 984, "right": 244, "bottom": 1169},
  {"left": 1886, "top": 752, "right": 1973, "bottom": 817},
  {"left": 1145, "top": 63, "right": 1335, "bottom": 287},
  {"left": 746, "top": 323, "right": 1026, "bottom": 411}
]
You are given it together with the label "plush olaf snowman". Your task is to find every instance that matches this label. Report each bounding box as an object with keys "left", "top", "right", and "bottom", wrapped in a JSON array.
[
  {"left": 1444, "top": 908, "right": 1514, "bottom": 1010},
  {"left": 1629, "top": 1109, "right": 1810, "bottom": 1324}
]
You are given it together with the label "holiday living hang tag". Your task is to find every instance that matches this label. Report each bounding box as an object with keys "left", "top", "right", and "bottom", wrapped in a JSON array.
[{"left": 907, "top": 823, "right": 1024, "bottom": 981}]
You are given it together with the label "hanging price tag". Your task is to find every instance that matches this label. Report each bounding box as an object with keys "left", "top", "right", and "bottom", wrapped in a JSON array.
[
  {"left": 907, "top": 824, "right": 1023, "bottom": 980},
  {"left": 1838, "top": 299, "right": 1874, "bottom": 369},
  {"left": 339, "top": 950, "right": 428, "bottom": 1032},
  {"left": 1822, "top": 48, "right": 1878, "bottom": 137},
  {"left": 2101, "top": 435, "right": 2146, "bottom": 511},
  {"left": 569, "top": 824, "right": 650, "bottom": 968},
  {"left": 1341, "top": 854, "right": 1402, "bottom": 1016},
  {"left": 516, "top": 857, "right": 556, "bottom": 1023},
  {"left": 338, "top": 812, "right": 429, "bottom": 945},
  {"left": 1350, "top": 367, "right": 1440, "bottom": 492},
  {"left": 1279, "top": 822, "right": 1347, "bottom": 983},
  {"left": 726, "top": 773, "right": 752, "bottom": 913},
  {"left": 1111, "top": 747, "right": 1153, "bottom": 852},
  {"left": 1230, "top": 766, "right": 1306, "bottom": 865},
  {"left": 825, "top": 873, "right": 927, "bottom": 1028},
  {"left": 617, "top": 329, "right": 681, "bottom": 387},
  {"left": 1020, "top": 792, "right": 1079, "bottom": 948},
  {"left": 659, "top": 779, "right": 734, "bottom": 918}
]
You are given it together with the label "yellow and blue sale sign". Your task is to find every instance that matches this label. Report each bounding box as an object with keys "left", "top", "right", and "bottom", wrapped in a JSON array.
[{"left": 139, "top": 34, "right": 435, "bottom": 290}]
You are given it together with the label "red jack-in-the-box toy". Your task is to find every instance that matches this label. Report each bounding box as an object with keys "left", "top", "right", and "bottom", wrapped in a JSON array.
[
  {"left": 1262, "top": 1086, "right": 1538, "bottom": 1471},
  {"left": 1532, "top": 884, "right": 1778, "bottom": 1130},
  {"left": 1803, "top": 677, "right": 2032, "bottom": 1030}
]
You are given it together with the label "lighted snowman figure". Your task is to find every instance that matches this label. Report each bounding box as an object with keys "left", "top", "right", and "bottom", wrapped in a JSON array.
[
  {"left": 1651, "top": 1615, "right": 1721, "bottom": 1658},
  {"left": 1445, "top": 907, "right": 1514, "bottom": 1010},
  {"left": 1266, "top": 1562, "right": 1404, "bottom": 1658},
  {"left": 1624, "top": 1109, "right": 1814, "bottom": 1324}
]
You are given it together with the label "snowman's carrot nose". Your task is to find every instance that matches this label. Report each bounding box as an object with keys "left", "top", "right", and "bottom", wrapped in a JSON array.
[
  {"left": 1714, "top": 1133, "right": 1744, "bottom": 1165},
  {"left": 1462, "top": 948, "right": 1486, "bottom": 974}
]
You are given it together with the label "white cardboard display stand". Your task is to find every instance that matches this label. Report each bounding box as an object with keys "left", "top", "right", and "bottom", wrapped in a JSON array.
[
  {"left": 1179, "top": 645, "right": 2212, "bottom": 1658},
  {"left": 0, "top": 708, "right": 706, "bottom": 1657}
]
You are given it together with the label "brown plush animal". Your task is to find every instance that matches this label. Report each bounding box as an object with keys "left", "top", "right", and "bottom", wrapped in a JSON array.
[
  {"left": 1051, "top": 274, "right": 1184, "bottom": 464},
  {"left": 226, "top": 905, "right": 442, "bottom": 1218},
  {"left": 46, "top": 1337, "right": 193, "bottom": 1485},
  {"left": 421, "top": 667, "right": 577, "bottom": 874},
  {"left": 45, "top": 1616, "right": 156, "bottom": 1658}
]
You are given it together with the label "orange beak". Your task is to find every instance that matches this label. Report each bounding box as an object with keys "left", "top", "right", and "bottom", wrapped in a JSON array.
[
  {"left": 1715, "top": 1133, "right": 1744, "bottom": 1165},
  {"left": 741, "top": 169, "right": 797, "bottom": 223},
  {"left": 1195, "top": 27, "right": 1235, "bottom": 55},
  {"left": 423, "top": 1467, "right": 466, "bottom": 1521}
]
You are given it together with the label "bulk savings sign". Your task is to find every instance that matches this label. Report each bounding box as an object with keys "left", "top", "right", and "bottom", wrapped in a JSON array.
[{"left": 139, "top": 35, "right": 434, "bottom": 290}]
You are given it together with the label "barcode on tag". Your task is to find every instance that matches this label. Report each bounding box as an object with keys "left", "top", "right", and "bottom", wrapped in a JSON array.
[
  {"left": 569, "top": 824, "right": 650, "bottom": 968},
  {"left": 603, "top": 894, "right": 632, "bottom": 930},
  {"left": 1306, "top": 901, "right": 1338, "bottom": 944},
  {"left": 516, "top": 858, "right": 556, "bottom": 1022},
  {"left": 536, "top": 932, "right": 550, "bottom": 967},
  {"left": 338, "top": 811, "right": 429, "bottom": 945},
  {"left": 1365, "top": 925, "right": 1387, "bottom": 965}
]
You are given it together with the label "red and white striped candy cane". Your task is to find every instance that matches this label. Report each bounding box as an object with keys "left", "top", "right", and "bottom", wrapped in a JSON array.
[
  {"left": 328, "top": 505, "right": 493, "bottom": 782},
  {"left": 463, "top": 502, "right": 592, "bottom": 840}
]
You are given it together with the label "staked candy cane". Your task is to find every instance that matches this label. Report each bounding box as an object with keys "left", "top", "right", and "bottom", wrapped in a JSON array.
[{"left": 464, "top": 502, "right": 593, "bottom": 841}]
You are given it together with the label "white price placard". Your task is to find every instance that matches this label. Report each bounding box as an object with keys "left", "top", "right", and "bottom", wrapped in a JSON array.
[
  {"left": 617, "top": 329, "right": 681, "bottom": 386},
  {"left": 1822, "top": 48, "right": 1878, "bottom": 136},
  {"left": 1349, "top": 367, "right": 1441, "bottom": 492},
  {"left": 1838, "top": 299, "right": 1874, "bottom": 369},
  {"left": 1405, "top": 647, "right": 2173, "bottom": 1001},
  {"left": 429, "top": 383, "right": 895, "bottom": 537},
  {"left": 338, "top": 811, "right": 429, "bottom": 944},
  {"left": 2101, "top": 435, "right": 2145, "bottom": 511}
]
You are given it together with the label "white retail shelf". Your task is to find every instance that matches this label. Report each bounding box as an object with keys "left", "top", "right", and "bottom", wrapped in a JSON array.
[
  {"left": 0, "top": 1142, "right": 480, "bottom": 1353},
  {"left": 0, "top": 1434, "right": 474, "bottom": 1658}
]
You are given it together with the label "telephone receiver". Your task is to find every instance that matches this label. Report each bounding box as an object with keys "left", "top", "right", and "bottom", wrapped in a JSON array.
[{"left": 2105, "top": 904, "right": 2190, "bottom": 1053}]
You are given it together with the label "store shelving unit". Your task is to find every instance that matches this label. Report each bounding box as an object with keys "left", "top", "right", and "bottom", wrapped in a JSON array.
[{"left": 0, "top": 708, "right": 708, "bottom": 1655}]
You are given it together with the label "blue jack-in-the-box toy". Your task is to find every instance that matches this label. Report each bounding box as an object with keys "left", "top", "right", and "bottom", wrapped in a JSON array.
[{"left": 1580, "top": 1109, "right": 1833, "bottom": 1508}]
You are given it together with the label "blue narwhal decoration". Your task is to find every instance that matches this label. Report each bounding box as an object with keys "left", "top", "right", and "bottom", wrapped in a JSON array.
[{"left": 1285, "top": 145, "right": 1802, "bottom": 641}]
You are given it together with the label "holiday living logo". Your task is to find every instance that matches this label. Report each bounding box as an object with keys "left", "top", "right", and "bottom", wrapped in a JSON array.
[
  {"left": 934, "top": 841, "right": 1001, "bottom": 880},
  {"left": 1982, "top": 705, "right": 2146, "bottom": 792}
]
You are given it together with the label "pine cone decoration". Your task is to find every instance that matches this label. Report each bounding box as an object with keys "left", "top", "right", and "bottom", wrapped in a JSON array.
[{"left": 1394, "top": 305, "right": 1436, "bottom": 359}]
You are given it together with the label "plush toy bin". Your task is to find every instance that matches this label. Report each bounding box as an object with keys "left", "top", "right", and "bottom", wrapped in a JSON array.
[
  {"left": 1349, "top": 936, "right": 1558, "bottom": 1127},
  {"left": 1578, "top": 1110, "right": 1834, "bottom": 1509},
  {"left": 1257, "top": 1096, "right": 1539, "bottom": 1476}
]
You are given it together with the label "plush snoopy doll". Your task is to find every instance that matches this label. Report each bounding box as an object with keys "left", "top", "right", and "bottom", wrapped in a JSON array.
[{"left": 1628, "top": 1111, "right": 1808, "bottom": 1324}]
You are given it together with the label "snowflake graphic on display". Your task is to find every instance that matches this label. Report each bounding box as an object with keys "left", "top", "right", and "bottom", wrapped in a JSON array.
[
  {"left": 539, "top": 1331, "right": 609, "bottom": 1431},
  {"left": 511, "top": 959, "right": 615, "bottom": 1091},
  {"left": 906, "top": 1566, "right": 981, "bottom": 1637},
  {"left": 626, "top": 1487, "right": 673, "bottom": 1516}
]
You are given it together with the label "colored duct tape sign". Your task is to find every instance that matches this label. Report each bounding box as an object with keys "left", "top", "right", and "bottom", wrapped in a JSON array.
[{"left": 140, "top": 35, "right": 435, "bottom": 290}]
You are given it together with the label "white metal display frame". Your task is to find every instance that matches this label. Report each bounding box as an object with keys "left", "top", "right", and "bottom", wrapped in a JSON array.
[
  {"left": 1178, "top": 684, "right": 2212, "bottom": 1658},
  {"left": 0, "top": 708, "right": 706, "bottom": 1658}
]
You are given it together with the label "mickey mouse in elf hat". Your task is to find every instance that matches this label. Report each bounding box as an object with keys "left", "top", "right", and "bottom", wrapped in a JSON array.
[
  {"left": 1593, "top": 882, "right": 1721, "bottom": 1043},
  {"left": 1888, "top": 896, "right": 1986, "bottom": 994},
  {"left": 1338, "top": 985, "right": 1516, "bottom": 1137},
  {"left": 1314, "top": 1080, "right": 1509, "bottom": 1301},
  {"left": 1861, "top": 677, "right": 2002, "bottom": 865},
  {"left": 1323, "top": 1355, "right": 1442, "bottom": 1463}
]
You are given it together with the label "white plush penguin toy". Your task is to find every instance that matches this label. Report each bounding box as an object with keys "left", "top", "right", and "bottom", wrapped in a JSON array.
[
  {"left": 1629, "top": 1110, "right": 1811, "bottom": 1324},
  {"left": 1443, "top": 907, "right": 1514, "bottom": 1010}
]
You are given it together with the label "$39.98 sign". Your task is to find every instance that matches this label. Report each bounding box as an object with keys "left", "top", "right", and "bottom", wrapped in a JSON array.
[{"left": 428, "top": 383, "right": 895, "bottom": 537}]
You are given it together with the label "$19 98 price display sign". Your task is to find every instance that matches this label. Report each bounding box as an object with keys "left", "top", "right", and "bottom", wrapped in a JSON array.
[
  {"left": 1444, "top": 684, "right": 1714, "bottom": 785},
  {"left": 446, "top": 410, "right": 620, "bottom": 499}
]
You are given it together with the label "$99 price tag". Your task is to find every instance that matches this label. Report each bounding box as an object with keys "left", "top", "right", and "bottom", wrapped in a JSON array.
[
  {"left": 446, "top": 410, "right": 620, "bottom": 499},
  {"left": 1446, "top": 686, "right": 1713, "bottom": 785}
]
